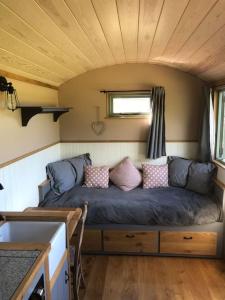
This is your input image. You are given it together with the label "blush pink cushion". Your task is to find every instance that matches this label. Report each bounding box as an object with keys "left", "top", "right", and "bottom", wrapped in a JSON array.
[
  {"left": 142, "top": 164, "right": 168, "bottom": 188},
  {"left": 109, "top": 157, "right": 142, "bottom": 191},
  {"left": 84, "top": 166, "right": 109, "bottom": 188}
]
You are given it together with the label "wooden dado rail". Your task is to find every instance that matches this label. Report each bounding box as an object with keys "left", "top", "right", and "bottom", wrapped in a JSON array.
[{"left": 0, "top": 141, "right": 60, "bottom": 169}]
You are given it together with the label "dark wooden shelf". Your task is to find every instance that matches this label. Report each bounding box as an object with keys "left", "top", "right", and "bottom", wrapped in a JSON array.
[{"left": 18, "top": 106, "right": 71, "bottom": 126}]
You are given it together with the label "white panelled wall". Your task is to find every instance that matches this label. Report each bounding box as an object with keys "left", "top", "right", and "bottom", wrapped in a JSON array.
[
  {"left": 60, "top": 142, "right": 199, "bottom": 167},
  {"left": 1, "top": 141, "right": 225, "bottom": 212},
  {"left": 0, "top": 144, "right": 61, "bottom": 211}
]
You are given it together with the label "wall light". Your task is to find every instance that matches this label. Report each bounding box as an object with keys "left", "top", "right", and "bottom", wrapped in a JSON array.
[{"left": 0, "top": 76, "right": 20, "bottom": 111}]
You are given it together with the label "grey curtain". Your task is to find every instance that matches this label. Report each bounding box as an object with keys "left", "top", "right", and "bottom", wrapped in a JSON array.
[
  {"left": 199, "top": 87, "right": 214, "bottom": 162},
  {"left": 147, "top": 87, "right": 166, "bottom": 159}
]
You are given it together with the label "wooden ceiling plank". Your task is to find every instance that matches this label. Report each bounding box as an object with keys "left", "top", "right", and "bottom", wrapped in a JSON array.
[
  {"left": 174, "top": 0, "right": 225, "bottom": 63},
  {"left": 0, "top": 48, "right": 63, "bottom": 84},
  {"left": 199, "top": 63, "right": 225, "bottom": 82},
  {"left": 149, "top": 0, "right": 189, "bottom": 60},
  {"left": 0, "top": 1, "right": 86, "bottom": 75},
  {"left": 0, "top": 69, "right": 58, "bottom": 90},
  {"left": 1, "top": 0, "right": 95, "bottom": 72},
  {"left": 162, "top": 0, "right": 217, "bottom": 59},
  {"left": 0, "top": 27, "right": 74, "bottom": 80},
  {"left": 188, "top": 25, "right": 225, "bottom": 74},
  {"left": 33, "top": 0, "right": 104, "bottom": 69},
  {"left": 91, "top": 0, "right": 126, "bottom": 64},
  {"left": 138, "top": 0, "right": 164, "bottom": 62},
  {"left": 116, "top": 0, "right": 139, "bottom": 62},
  {"left": 0, "top": 63, "right": 60, "bottom": 87},
  {"left": 64, "top": 0, "right": 115, "bottom": 65}
]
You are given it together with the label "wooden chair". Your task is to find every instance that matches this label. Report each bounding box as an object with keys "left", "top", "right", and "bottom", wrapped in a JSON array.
[{"left": 71, "top": 203, "right": 88, "bottom": 300}]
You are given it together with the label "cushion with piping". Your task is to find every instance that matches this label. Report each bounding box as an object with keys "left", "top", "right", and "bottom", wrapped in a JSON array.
[
  {"left": 68, "top": 153, "right": 92, "bottom": 186},
  {"left": 46, "top": 160, "right": 76, "bottom": 195},
  {"left": 168, "top": 156, "right": 192, "bottom": 187},
  {"left": 142, "top": 164, "right": 168, "bottom": 189},
  {"left": 84, "top": 165, "right": 109, "bottom": 188},
  {"left": 109, "top": 157, "right": 142, "bottom": 191},
  {"left": 186, "top": 162, "right": 216, "bottom": 194}
]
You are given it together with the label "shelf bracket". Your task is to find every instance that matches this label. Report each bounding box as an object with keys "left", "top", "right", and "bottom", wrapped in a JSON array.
[{"left": 19, "top": 106, "right": 71, "bottom": 127}]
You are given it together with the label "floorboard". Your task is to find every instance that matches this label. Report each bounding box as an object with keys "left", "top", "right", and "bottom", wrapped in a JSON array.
[{"left": 80, "top": 255, "right": 225, "bottom": 300}]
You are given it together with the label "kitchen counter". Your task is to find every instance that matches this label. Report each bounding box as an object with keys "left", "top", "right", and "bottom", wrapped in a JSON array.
[
  {"left": 0, "top": 244, "right": 50, "bottom": 300},
  {"left": 0, "top": 249, "right": 40, "bottom": 300},
  {"left": 0, "top": 208, "right": 81, "bottom": 300}
]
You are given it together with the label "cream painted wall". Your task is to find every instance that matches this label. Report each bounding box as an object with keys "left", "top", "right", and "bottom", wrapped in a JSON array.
[
  {"left": 0, "top": 79, "right": 59, "bottom": 164},
  {"left": 59, "top": 63, "right": 205, "bottom": 142}
]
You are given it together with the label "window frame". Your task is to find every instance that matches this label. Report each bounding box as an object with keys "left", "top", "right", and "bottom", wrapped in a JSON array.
[
  {"left": 107, "top": 91, "right": 152, "bottom": 118},
  {"left": 216, "top": 90, "right": 225, "bottom": 165}
]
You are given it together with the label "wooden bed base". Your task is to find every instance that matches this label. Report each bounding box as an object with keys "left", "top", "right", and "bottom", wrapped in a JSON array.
[
  {"left": 38, "top": 179, "right": 225, "bottom": 258},
  {"left": 82, "top": 222, "right": 223, "bottom": 258}
]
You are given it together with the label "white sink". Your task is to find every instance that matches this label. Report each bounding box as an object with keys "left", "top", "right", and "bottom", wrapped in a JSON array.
[{"left": 0, "top": 221, "right": 66, "bottom": 279}]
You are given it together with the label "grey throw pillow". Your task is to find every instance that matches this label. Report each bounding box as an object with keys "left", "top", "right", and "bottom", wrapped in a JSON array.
[
  {"left": 168, "top": 157, "right": 192, "bottom": 187},
  {"left": 46, "top": 160, "right": 76, "bottom": 195},
  {"left": 67, "top": 153, "right": 92, "bottom": 186},
  {"left": 186, "top": 162, "right": 216, "bottom": 194}
]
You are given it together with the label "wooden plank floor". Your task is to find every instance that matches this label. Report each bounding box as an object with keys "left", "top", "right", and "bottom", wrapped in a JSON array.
[{"left": 80, "top": 255, "right": 225, "bottom": 300}]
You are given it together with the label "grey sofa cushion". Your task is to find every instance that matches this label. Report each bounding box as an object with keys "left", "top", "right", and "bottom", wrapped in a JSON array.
[
  {"left": 168, "top": 157, "right": 192, "bottom": 187},
  {"left": 46, "top": 160, "right": 76, "bottom": 195},
  {"left": 186, "top": 162, "right": 216, "bottom": 194},
  {"left": 67, "top": 153, "right": 92, "bottom": 186}
]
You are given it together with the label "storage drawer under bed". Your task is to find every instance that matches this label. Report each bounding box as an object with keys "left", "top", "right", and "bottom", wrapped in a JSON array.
[
  {"left": 160, "top": 231, "right": 218, "bottom": 256},
  {"left": 103, "top": 230, "right": 159, "bottom": 253}
]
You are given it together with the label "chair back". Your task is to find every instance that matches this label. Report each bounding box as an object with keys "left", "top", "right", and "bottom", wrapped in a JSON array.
[{"left": 72, "top": 203, "right": 88, "bottom": 300}]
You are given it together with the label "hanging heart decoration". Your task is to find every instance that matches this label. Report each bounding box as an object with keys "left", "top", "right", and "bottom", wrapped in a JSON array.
[
  {"left": 91, "top": 106, "right": 105, "bottom": 135},
  {"left": 91, "top": 121, "right": 105, "bottom": 135}
]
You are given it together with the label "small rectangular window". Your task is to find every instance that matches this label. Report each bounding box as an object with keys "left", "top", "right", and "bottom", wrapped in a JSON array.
[
  {"left": 216, "top": 90, "right": 225, "bottom": 163},
  {"left": 107, "top": 91, "right": 151, "bottom": 118}
]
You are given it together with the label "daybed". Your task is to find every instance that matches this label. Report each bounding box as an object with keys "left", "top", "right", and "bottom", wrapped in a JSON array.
[{"left": 38, "top": 155, "right": 225, "bottom": 258}]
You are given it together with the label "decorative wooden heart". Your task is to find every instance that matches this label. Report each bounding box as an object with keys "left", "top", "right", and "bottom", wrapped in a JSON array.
[{"left": 91, "top": 121, "right": 105, "bottom": 135}]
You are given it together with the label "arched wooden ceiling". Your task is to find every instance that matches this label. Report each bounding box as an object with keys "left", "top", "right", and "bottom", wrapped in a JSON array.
[{"left": 0, "top": 0, "right": 225, "bottom": 87}]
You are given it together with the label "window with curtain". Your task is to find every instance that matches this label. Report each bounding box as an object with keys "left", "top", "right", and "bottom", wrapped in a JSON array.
[
  {"left": 216, "top": 90, "right": 225, "bottom": 164},
  {"left": 107, "top": 91, "right": 152, "bottom": 118}
]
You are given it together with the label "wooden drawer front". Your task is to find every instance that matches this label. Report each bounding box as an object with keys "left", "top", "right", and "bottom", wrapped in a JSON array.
[
  {"left": 82, "top": 229, "right": 102, "bottom": 252},
  {"left": 160, "top": 231, "right": 217, "bottom": 256},
  {"left": 103, "top": 230, "right": 158, "bottom": 253}
]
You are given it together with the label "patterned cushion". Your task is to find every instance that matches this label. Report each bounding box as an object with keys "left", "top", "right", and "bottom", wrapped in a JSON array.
[
  {"left": 109, "top": 157, "right": 142, "bottom": 191},
  {"left": 142, "top": 164, "right": 168, "bottom": 189},
  {"left": 84, "top": 166, "right": 109, "bottom": 188}
]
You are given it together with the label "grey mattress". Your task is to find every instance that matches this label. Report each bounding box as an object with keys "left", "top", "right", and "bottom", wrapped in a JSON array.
[{"left": 39, "top": 185, "right": 221, "bottom": 226}]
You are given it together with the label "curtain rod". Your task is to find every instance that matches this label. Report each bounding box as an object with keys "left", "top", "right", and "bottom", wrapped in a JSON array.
[{"left": 100, "top": 89, "right": 152, "bottom": 93}]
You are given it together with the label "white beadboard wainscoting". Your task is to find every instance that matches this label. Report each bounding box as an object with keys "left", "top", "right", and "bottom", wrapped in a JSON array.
[
  {"left": 60, "top": 142, "right": 199, "bottom": 167},
  {"left": 0, "top": 143, "right": 60, "bottom": 211}
]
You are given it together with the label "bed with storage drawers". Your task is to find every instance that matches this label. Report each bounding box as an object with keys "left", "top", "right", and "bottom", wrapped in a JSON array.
[{"left": 38, "top": 178, "right": 225, "bottom": 258}]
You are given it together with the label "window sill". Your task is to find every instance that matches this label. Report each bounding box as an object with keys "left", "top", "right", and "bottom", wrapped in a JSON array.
[
  {"left": 213, "top": 159, "right": 225, "bottom": 169},
  {"left": 105, "top": 116, "right": 150, "bottom": 119}
]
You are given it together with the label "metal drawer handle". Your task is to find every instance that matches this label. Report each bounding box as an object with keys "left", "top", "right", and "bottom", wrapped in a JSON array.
[
  {"left": 126, "top": 234, "right": 135, "bottom": 238},
  {"left": 183, "top": 236, "right": 192, "bottom": 240}
]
